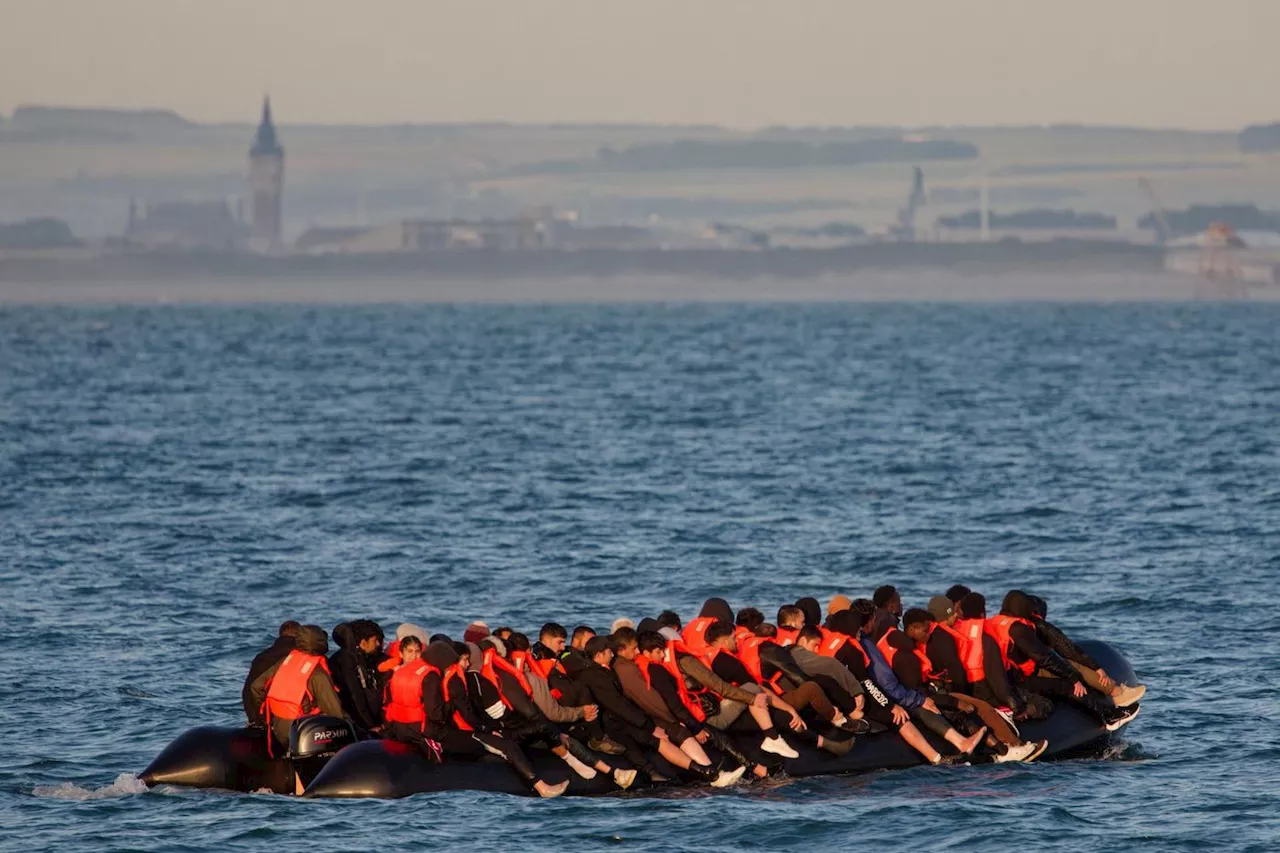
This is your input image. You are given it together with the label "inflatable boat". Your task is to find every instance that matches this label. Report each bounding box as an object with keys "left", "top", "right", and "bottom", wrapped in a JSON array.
[{"left": 140, "top": 641, "right": 1139, "bottom": 799}]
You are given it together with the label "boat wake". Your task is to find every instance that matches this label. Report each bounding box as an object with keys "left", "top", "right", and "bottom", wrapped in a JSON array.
[{"left": 32, "top": 773, "right": 149, "bottom": 800}]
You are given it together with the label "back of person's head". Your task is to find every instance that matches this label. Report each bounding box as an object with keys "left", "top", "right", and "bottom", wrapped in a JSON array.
[
  {"left": 797, "top": 625, "right": 824, "bottom": 644},
  {"left": 571, "top": 625, "right": 596, "bottom": 642},
  {"left": 493, "top": 626, "right": 514, "bottom": 640},
  {"left": 705, "top": 620, "right": 735, "bottom": 645},
  {"left": 903, "top": 608, "right": 934, "bottom": 629},
  {"left": 1001, "top": 590, "right": 1035, "bottom": 620},
  {"left": 697, "top": 598, "right": 734, "bottom": 623},
  {"left": 331, "top": 622, "right": 354, "bottom": 649},
  {"left": 657, "top": 610, "right": 682, "bottom": 630},
  {"left": 756, "top": 622, "right": 778, "bottom": 638},
  {"left": 423, "top": 640, "right": 460, "bottom": 670},
  {"left": 735, "top": 607, "right": 764, "bottom": 630},
  {"left": 611, "top": 617, "right": 635, "bottom": 633},
  {"left": 279, "top": 620, "right": 302, "bottom": 638},
  {"left": 295, "top": 624, "right": 329, "bottom": 655},
  {"left": 540, "top": 622, "right": 568, "bottom": 642},
  {"left": 479, "top": 636, "right": 507, "bottom": 657},
  {"left": 636, "top": 630, "right": 667, "bottom": 654},
  {"left": 945, "top": 584, "right": 971, "bottom": 604},
  {"left": 508, "top": 632, "right": 531, "bottom": 653},
  {"left": 777, "top": 605, "right": 803, "bottom": 627},
  {"left": 795, "top": 597, "right": 822, "bottom": 629},
  {"left": 612, "top": 626, "right": 638, "bottom": 647},
  {"left": 463, "top": 621, "right": 490, "bottom": 644},
  {"left": 584, "top": 635, "right": 615, "bottom": 660},
  {"left": 428, "top": 633, "right": 451, "bottom": 645},
  {"left": 827, "top": 594, "right": 852, "bottom": 617},
  {"left": 451, "top": 641, "right": 471, "bottom": 658},
  {"left": 1027, "top": 595, "right": 1048, "bottom": 620},
  {"left": 852, "top": 598, "right": 876, "bottom": 620},
  {"left": 959, "top": 592, "right": 987, "bottom": 619},
  {"left": 827, "top": 609, "right": 863, "bottom": 637},
  {"left": 873, "top": 585, "right": 898, "bottom": 608}
]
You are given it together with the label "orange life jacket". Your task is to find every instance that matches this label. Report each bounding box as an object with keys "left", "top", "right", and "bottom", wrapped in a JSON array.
[
  {"left": 637, "top": 642, "right": 707, "bottom": 722},
  {"left": 384, "top": 660, "right": 438, "bottom": 727},
  {"left": 732, "top": 626, "right": 754, "bottom": 648},
  {"left": 509, "top": 650, "right": 529, "bottom": 672},
  {"left": 735, "top": 636, "right": 789, "bottom": 696},
  {"left": 953, "top": 618, "right": 987, "bottom": 683},
  {"left": 775, "top": 627, "right": 799, "bottom": 647},
  {"left": 377, "top": 640, "right": 402, "bottom": 673},
  {"left": 264, "top": 651, "right": 330, "bottom": 723},
  {"left": 877, "top": 630, "right": 937, "bottom": 686},
  {"left": 681, "top": 616, "right": 717, "bottom": 656},
  {"left": 480, "top": 647, "right": 532, "bottom": 710},
  {"left": 526, "top": 654, "right": 565, "bottom": 700},
  {"left": 985, "top": 615, "right": 1037, "bottom": 677},
  {"left": 818, "top": 629, "right": 850, "bottom": 658},
  {"left": 441, "top": 663, "right": 474, "bottom": 731}
]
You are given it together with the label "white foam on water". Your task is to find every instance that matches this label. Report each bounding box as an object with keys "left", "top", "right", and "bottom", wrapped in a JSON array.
[{"left": 32, "top": 773, "right": 149, "bottom": 800}]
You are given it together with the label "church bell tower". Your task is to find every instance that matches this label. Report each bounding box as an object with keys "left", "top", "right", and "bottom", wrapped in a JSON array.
[{"left": 248, "top": 96, "right": 285, "bottom": 252}]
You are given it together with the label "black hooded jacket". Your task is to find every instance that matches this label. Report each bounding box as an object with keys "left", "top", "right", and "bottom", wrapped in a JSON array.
[
  {"left": 328, "top": 623, "right": 385, "bottom": 731},
  {"left": 795, "top": 598, "right": 822, "bottom": 632},
  {"left": 698, "top": 598, "right": 734, "bottom": 624}
]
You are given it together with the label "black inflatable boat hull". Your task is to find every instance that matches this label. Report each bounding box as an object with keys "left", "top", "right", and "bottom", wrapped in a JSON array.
[{"left": 142, "top": 641, "right": 1138, "bottom": 799}]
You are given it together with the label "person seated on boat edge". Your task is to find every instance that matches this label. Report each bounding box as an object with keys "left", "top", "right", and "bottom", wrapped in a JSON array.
[
  {"left": 682, "top": 598, "right": 733, "bottom": 655},
  {"left": 529, "top": 622, "right": 624, "bottom": 756},
  {"left": 754, "top": 623, "right": 869, "bottom": 733},
  {"left": 611, "top": 627, "right": 747, "bottom": 778},
  {"left": 811, "top": 610, "right": 984, "bottom": 765},
  {"left": 990, "top": 591, "right": 1139, "bottom": 732},
  {"left": 1026, "top": 594, "right": 1144, "bottom": 707},
  {"left": 845, "top": 602, "right": 988, "bottom": 758},
  {"left": 466, "top": 636, "right": 636, "bottom": 790},
  {"left": 242, "top": 620, "right": 301, "bottom": 727},
  {"left": 637, "top": 628, "right": 800, "bottom": 767},
  {"left": 882, "top": 609, "right": 1045, "bottom": 763},
  {"left": 382, "top": 635, "right": 444, "bottom": 763},
  {"left": 776, "top": 605, "right": 804, "bottom": 646},
  {"left": 950, "top": 592, "right": 1037, "bottom": 721},
  {"left": 329, "top": 619, "right": 387, "bottom": 734},
  {"left": 248, "top": 624, "right": 347, "bottom": 755},
  {"left": 701, "top": 621, "right": 856, "bottom": 759},
  {"left": 574, "top": 635, "right": 745, "bottom": 787},
  {"left": 420, "top": 639, "right": 569, "bottom": 798},
  {"left": 516, "top": 632, "right": 626, "bottom": 757},
  {"left": 868, "top": 585, "right": 903, "bottom": 642}
]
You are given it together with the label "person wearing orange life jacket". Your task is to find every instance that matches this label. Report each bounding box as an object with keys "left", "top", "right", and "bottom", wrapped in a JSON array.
[
  {"left": 528, "top": 622, "right": 623, "bottom": 756},
  {"left": 733, "top": 607, "right": 764, "bottom": 649},
  {"left": 755, "top": 623, "right": 869, "bottom": 729},
  {"left": 868, "top": 585, "right": 903, "bottom": 642},
  {"left": 775, "top": 605, "right": 804, "bottom": 647},
  {"left": 378, "top": 622, "right": 428, "bottom": 674},
  {"left": 681, "top": 598, "right": 733, "bottom": 655},
  {"left": 247, "top": 624, "right": 346, "bottom": 753},
  {"left": 882, "top": 609, "right": 1045, "bottom": 763},
  {"left": 642, "top": 625, "right": 802, "bottom": 763},
  {"left": 992, "top": 591, "right": 1138, "bottom": 731},
  {"left": 418, "top": 640, "right": 568, "bottom": 798},
  {"left": 242, "top": 620, "right": 301, "bottom": 726},
  {"left": 466, "top": 636, "right": 636, "bottom": 790},
  {"left": 702, "top": 621, "right": 856, "bottom": 758},
  {"left": 952, "top": 592, "right": 1039, "bottom": 719},
  {"left": 382, "top": 635, "right": 445, "bottom": 764}
]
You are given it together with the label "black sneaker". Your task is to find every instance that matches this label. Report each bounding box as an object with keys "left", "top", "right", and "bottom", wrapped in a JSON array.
[{"left": 1104, "top": 704, "right": 1140, "bottom": 732}]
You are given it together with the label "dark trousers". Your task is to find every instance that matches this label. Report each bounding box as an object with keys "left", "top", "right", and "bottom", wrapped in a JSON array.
[{"left": 424, "top": 727, "right": 539, "bottom": 783}]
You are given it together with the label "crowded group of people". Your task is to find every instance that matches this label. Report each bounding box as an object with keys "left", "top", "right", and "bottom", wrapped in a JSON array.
[{"left": 243, "top": 584, "right": 1143, "bottom": 798}]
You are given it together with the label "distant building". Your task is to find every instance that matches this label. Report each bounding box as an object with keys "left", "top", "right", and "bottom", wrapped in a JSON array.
[
  {"left": 124, "top": 199, "right": 245, "bottom": 251},
  {"left": 248, "top": 97, "right": 285, "bottom": 252}
]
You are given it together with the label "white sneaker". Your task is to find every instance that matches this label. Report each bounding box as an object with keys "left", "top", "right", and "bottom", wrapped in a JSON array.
[
  {"left": 536, "top": 779, "right": 570, "bottom": 798},
  {"left": 561, "top": 752, "right": 597, "bottom": 780},
  {"left": 1112, "top": 684, "right": 1145, "bottom": 707},
  {"left": 612, "top": 768, "right": 637, "bottom": 790},
  {"left": 761, "top": 736, "right": 799, "bottom": 759},
  {"left": 1105, "top": 705, "right": 1140, "bottom": 732},
  {"left": 993, "top": 741, "right": 1038, "bottom": 763},
  {"left": 832, "top": 712, "right": 849, "bottom": 727},
  {"left": 1027, "top": 739, "right": 1049, "bottom": 761},
  {"left": 995, "top": 708, "right": 1020, "bottom": 738},
  {"left": 710, "top": 765, "right": 746, "bottom": 788}
]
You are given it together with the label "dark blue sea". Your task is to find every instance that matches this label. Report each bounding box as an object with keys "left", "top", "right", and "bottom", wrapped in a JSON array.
[{"left": 2, "top": 301, "right": 1278, "bottom": 852}]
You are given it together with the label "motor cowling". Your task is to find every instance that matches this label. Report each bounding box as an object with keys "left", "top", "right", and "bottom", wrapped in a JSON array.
[{"left": 288, "top": 716, "right": 357, "bottom": 788}]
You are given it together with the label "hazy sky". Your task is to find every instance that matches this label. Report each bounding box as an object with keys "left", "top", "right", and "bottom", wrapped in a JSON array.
[{"left": 2, "top": 0, "right": 1277, "bottom": 129}]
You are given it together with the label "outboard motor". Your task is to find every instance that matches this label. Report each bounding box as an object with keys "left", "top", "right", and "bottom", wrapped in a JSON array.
[{"left": 289, "top": 716, "right": 357, "bottom": 789}]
